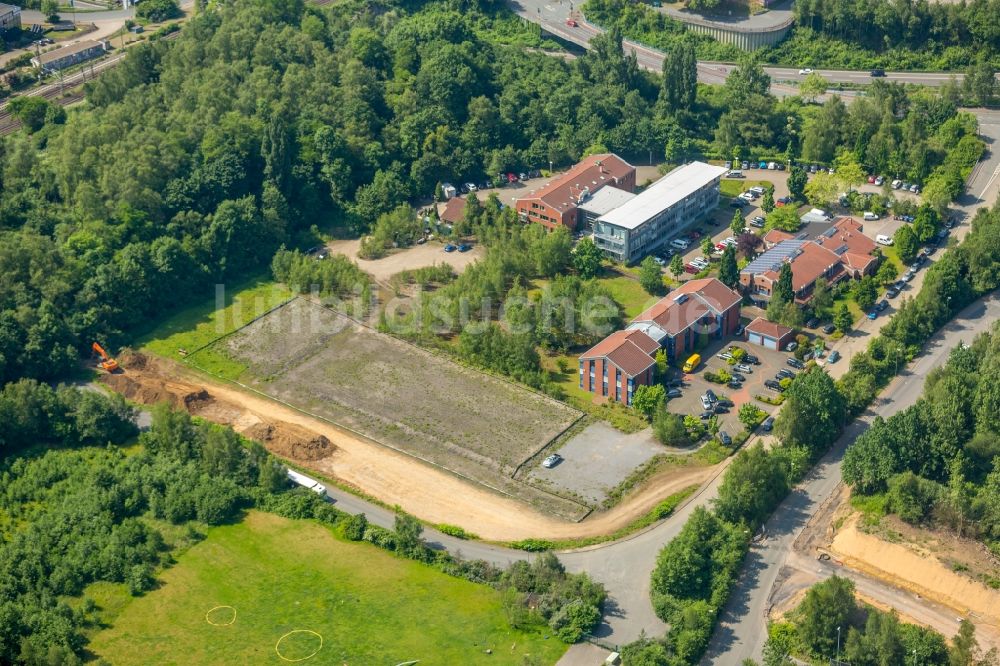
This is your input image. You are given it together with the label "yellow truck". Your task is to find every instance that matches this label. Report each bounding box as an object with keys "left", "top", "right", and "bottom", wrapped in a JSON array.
[{"left": 682, "top": 353, "right": 701, "bottom": 373}]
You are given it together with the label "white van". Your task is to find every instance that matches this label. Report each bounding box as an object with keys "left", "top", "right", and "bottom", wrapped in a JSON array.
[
  {"left": 670, "top": 238, "right": 690, "bottom": 250},
  {"left": 876, "top": 234, "right": 894, "bottom": 246},
  {"left": 891, "top": 179, "right": 902, "bottom": 190},
  {"left": 863, "top": 212, "right": 880, "bottom": 221}
]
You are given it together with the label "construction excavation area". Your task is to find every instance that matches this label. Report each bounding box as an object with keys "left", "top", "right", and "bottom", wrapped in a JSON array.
[{"left": 100, "top": 349, "right": 717, "bottom": 542}]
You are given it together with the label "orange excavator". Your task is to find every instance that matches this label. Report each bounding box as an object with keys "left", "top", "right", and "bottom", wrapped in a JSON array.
[{"left": 92, "top": 342, "right": 120, "bottom": 373}]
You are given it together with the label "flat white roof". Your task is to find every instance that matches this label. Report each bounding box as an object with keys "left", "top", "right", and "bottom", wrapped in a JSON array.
[
  {"left": 577, "top": 186, "right": 636, "bottom": 216},
  {"left": 597, "top": 161, "right": 728, "bottom": 231}
]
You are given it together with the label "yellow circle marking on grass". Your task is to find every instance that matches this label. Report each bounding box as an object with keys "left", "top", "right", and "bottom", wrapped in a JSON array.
[
  {"left": 275, "top": 629, "right": 323, "bottom": 662},
  {"left": 205, "top": 606, "right": 237, "bottom": 626}
]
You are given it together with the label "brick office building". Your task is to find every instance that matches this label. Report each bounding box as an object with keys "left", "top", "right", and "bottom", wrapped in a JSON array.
[
  {"left": 516, "top": 154, "right": 635, "bottom": 231},
  {"left": 579, "top": 278, "right": 741, "bottom": 404}
]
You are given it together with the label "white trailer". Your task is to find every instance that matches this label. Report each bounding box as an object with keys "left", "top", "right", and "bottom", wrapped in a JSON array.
[{"left": 286, "top": 469, "right": 327, "bottom": 496}]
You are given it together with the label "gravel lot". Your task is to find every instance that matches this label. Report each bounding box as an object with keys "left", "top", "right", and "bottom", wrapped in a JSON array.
[
  {"left": 213, "top": 298, "right": 589, "bottom": 519},
  {"left": 527, "top": 422, "right": 665, "bottom": 506}
]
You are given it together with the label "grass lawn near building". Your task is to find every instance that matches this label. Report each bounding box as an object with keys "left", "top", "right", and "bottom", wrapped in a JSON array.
[
  {"left": 90, "top": 511, "right": 567, "bottom": 665},
  {"left": 719, "top": 178, "right": 773, "bottom": 198}
]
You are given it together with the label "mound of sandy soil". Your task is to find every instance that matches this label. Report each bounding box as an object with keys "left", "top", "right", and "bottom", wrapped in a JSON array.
[{"left": 244, "top": 422, "right": 335, "bottom": 462}]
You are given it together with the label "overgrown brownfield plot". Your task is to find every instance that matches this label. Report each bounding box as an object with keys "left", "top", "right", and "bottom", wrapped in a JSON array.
[{"left": 199, "top": 298, "right": 586, "bottom": 518}]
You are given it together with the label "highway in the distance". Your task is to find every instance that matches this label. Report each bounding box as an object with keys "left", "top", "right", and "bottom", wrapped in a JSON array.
[{"left": 509, "top": 0, "right": 972, "bottom": 89}]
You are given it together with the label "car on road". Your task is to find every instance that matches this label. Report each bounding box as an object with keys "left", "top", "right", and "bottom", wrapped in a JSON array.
[
  {"left": 542, "top": 454, "right": 562, "bottom": 469},
  {"left": 718, "top": 431, "right": 732, "bottom": 446},
  {"left": 870, "top": 68, "right": 886, "bottom": 77},
  {"left": 787, "top": 357, "right": 805, "bottom": 369},
  {"left": 827, "top": 350, "right": 841, "bottom": 363},
  {"left": 822, "top": 324, "right": 836, "bottom": 334},
  {"left": 799, "top": 68, "right": 813, "bottom": 75},
  {"left": 565, "top": 18, "right": 577, "bottom": 26},
  {"left": 444, "top": 244, "right": 457, "bottom": 252},
  {"left": 666, "top": 388, "right": 682, "bottom": 398},
  {"left": 735, "top": 363, "right": 753, "bottom": 373}
]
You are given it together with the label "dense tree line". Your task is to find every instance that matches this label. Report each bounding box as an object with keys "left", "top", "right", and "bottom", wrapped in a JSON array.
[
  {"left": 843, "top": 322, "right": 1000, "bottom": 541},
  {"left": 793, "top": 0, "right": 1000, "bottom": 64},
  {"left": 762, "top": 577, "right": 995, "bottom": 666}
]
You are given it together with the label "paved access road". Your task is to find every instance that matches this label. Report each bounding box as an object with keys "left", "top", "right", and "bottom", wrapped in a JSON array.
[{"left": 508, "top": 0, "right": 987, "bottom": 89}]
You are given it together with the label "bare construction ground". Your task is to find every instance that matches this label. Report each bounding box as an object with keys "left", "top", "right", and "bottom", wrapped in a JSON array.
[{"left": 198, "top": 298, "right": 587, "bottom": 519}]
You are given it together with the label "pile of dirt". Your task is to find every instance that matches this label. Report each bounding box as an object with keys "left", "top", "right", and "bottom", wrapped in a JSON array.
[
  {"left": 100, "top": 372, "right": 214, "bottom": 413},
  {"left": 117, "top": 349, "right": 149, "bottom": 370},
  {"left": 244, "top": 422, "right": 335, "bottom": 462}
]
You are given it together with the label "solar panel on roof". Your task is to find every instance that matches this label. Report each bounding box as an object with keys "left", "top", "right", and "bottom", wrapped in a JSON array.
[
  {"left": 822, "top": 227, "right": 837, "bottom": 238},
  {"left": 741, "top": 240, "right": 808, "bottom": 274}
]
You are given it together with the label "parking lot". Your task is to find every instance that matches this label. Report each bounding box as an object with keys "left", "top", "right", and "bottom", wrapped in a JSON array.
[
  {"left": 528, "top": 422, "right": 665, "bottom": 506},
  {"left": 661, "top": 334, "right": 802, "bottom": 436}
]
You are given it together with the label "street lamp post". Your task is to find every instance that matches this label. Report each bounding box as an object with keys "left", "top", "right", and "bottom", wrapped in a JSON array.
[{"left": 836, "top": 626, "right": 841, "bottom": 662}]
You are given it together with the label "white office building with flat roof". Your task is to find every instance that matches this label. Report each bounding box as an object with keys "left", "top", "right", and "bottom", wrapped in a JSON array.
[{"left": 592, "top": 161, "right": 727, "bottom": 263}]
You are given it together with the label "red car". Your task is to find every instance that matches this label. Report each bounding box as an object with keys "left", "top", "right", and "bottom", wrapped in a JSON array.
[
  {"left": 685, "top": 263, "right": 699, "bottom": 274},
  {"left": 506, "top": 172, "right": 518, "bottom": 183},
  {"left": 867, "top": 175, "right": 876, "bottom": 183},
  {"left": 775, "top": 200, "right": 786, "bottom": 207},
  {"left": 566, "top": 18, "right": 578, "bottom": 27},
  {"left": 687, "top": 230, "right": 702, "bottom": 240},
  {"left": 715, "top": 243, "right": 727, "bottom": 251}
]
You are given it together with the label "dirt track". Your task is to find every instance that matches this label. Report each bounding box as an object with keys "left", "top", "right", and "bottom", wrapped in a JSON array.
[{"left": 102, "top": 353, "right": 717, "bottom": 541}]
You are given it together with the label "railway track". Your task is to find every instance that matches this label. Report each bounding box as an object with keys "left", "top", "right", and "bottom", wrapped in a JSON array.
[{"left": 0, "top": 30, "right": 180, "bottom": 136}]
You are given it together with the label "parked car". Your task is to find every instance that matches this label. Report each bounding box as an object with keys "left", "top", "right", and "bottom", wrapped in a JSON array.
[
  {"left": 700, "top": 411, "right": 714, "bottom": 420},
  {"left": 776, "top": 368, "right": 796, "bottom": 380},
  {"left": 653, "top": 256, "right": 667, "bottom": 266},
  {"left": 761, "top": 416, "right": 775, "bottom": 431},
  {"left": 718, "top": 431, "right": 732, "bottom": 446},
  {"left": 741, "top": 161, "right": 750, "bottom": 170},
  {"left": 902, "top": 268, "right": 916, "bottom": 282},
  {"left": 704, "top": 389, "right": 718, "bottom": 402},
  {"left": 867, "top": 310, "right": 878, "bottom": 320},
  {"left": 666, "top": 388, "right": 682, "bottom": 398},
  {"left": 735, "top": 363, "right": 753, "bottom": 373},
  {"left": 565, "top": 18, "right": 577, "bottom": 26},
  {"left": 886, "top": 285, "right": 901, "bottom": 298},
  {"left": 518, "top": 172, "right": 529, "bottom": 181},
  {"left": 730, "top": 199, "right": 747, "bottom": 209},
  {"left": 764, "top": 379, "right": 783, "bottom": 391},
  {"left": 750, "top": 216, "right": 765, "bottom": 228},
  {"left": 891, "top": 179, "right": 903, "bottom": 189},
  {"left": 542, "top": 454, "right": 562, "bottom": 468},
  {"left": 458, "top": 243, "right": 471, "bottom": 252},
  {"left": 444, "top": 244, "right": 457, "bottom": 252},
  {"left": 787, "top": 357, "right": 805, "bottom": 369},
  {"left": 727, "top": 380, "right": 743, "bottom": 390},
  {"left": 685, "top": 263, "right": 700, "bottom": 274},
  {"left": 714, "top": 404, "right": 730, "bottom": 414},
  {"left": 945, "top": 217, "right": 958, "bottom": 229},
  {"left": 730, "top": 372, "right": 746, "bottom": 382},
  {"left": 806, "top": 317, "right": 820, "bottom": 329},
  {"left": 465, "top": 182, "right": 478, "bottom": 192},
  {"left": 777, "top": 195, "right": 793, "bottom": 204},
  {"left": 717, "top": 352, "right": 733, "bottom": 361},
  {"left": 827, "top": 350, "right": 841, "bottom": 363},
  {"left": 785, "top": 341, "right": 798, "bottom": 352},
  {"left": 876, "top": 299, "right": 889, "bottom": 312},
  {"left": 874, "top": 176, "right": 885, "bottom": 186},
  {"left": 822, "top": 324, "right": 836, "bottom": 334},
  {"left": 743, "top": 354, "right": 760, "bottom": 365}
]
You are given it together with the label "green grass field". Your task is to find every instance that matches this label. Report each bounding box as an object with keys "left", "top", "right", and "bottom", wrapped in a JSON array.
[
  {"left": 136, "top": 276, "right": 293, "bottom": 377},
  {"left": 90, "top": 512, "right": 566, "bottom": 665},
  {"left": 599, "top": 273, "right": 657, "bottom": 319},
  {"left": 719, "top": 178, "right": 773, "bottom": 198}
]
